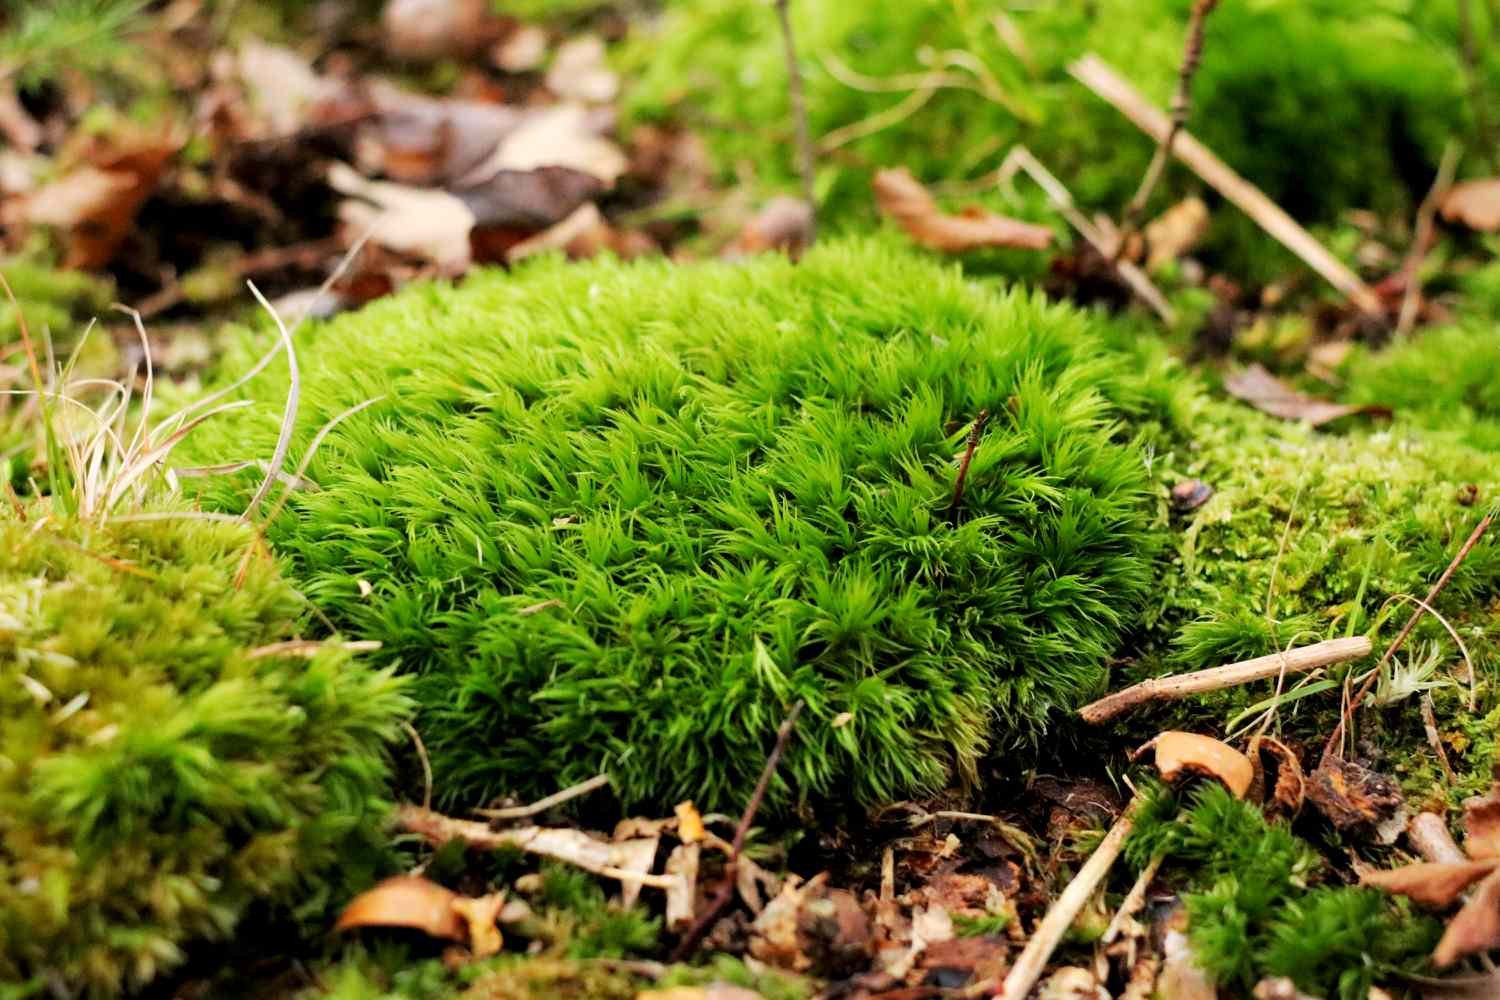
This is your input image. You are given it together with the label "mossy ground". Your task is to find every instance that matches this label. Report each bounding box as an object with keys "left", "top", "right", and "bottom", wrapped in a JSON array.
[
  {"left": 0, "top": 511, "right": 410, "bottom": 994},
  {"left": 182, "top": 239, "right": 1173, "bottom": 813}
]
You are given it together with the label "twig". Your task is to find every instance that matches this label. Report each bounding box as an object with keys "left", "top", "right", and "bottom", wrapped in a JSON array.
[
  {"left": 997, "top": 146, "right": 1176, "bottom": 324},
  {"left": 1078, "top": 635, "right": 1372, "bottom": 724},
  {"left": 671, "top": 699, "right": 804, "bottom": 961},
  {"left": 1422, "top": 693, "right": 1457, "bottom": 786},
  {"left": 774, "top": 0, "right": 817, "bottom": 243},
  {"left": 1458, "top": 0, "right": 1498, "bottom": 174},
  {"left": 1397, "top": 142, "right": 1460, "bottom": 336},
  {"left": 1409, "top": 812, "right": 1467, "bottom": 865},
  {"left": 1113, "top": 0, "right": 1219, "bottom": 262},
  {"left": 949, "top": 409, "right": 989, "bottom": 514},
  {"left": 473, "top": 772, "right": 611, "bottom": 821},
  {"left": 1324, "top": 511, "right": 1494, "bottom": 761},
  {"left": 1070, "top": 55, "right": 1384, "bottom": 315},
  {"left": 396, "top": 804, "right": 678, "bottom": 888},
  {"left": 403, "top": 721, "right": 433, "bottom": 811},
  {"left": 1000, "top": 804, "right": 1135, "bottom": 1000},
  {"left": 1100, "top": 851, "right": 1162, "bottom": 947}
]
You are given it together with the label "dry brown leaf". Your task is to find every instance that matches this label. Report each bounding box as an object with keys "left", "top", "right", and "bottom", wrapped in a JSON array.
[
  {"left": 24, "top": 137, "right": 176, "bottom": 270},
  {"left": 382, "top": 0, "right": 490, "bottom": 60},
  {"left": 1151, "top": 731, "right": 1254, "bottom": 798},
  {"left": 237, "top": 39, "right": 338, "bottom": 136},
  {"left": 1439, "top": 178, "right": 1500, "bottom": 232},
  {"left": 493, "top": 24, "right": 549, "bottom": 73},
  {"left": 367, "top": 83, "right": 523, "bottom": 186},
  {"left": 1144, "top": 196, "right": 1209, "bottom": 271},
  {"left": 329, "top": 162, "right": 475, "bottom": 272},
  {"left": 727, "top": 197, "right": 815, "bottom": 258},
  {"left": 675, "top": 800, "right": 706, "bottom": 844},
  {"left": 1361, "top": 860, "right": 1500, "bottom": 908},
  {"left": 462, "top": 169, "right": 605, "bottom": 233},
  {"left": 873, "top": 167, "right": 1052, "bottom": 253},
  {"left": 1464, "top": 783, "right": 1500, "bottom": 861},
  {"left": 335, "top": 875, "right": 466, "bottom": 942},
  {"left": 546, "top": 36, "right": 618, "bottom": 104},
  {"left": 1308, "top": 757, "right": 1406, "bottom": 834},
  {"left": 1247, "top": 735, "right": 1305, "bottom": 818},
  {"left": 461, "top": 104, "right": 626, "bottom": 188},
  {"left": 1435, "top": 867, "right": 1500, "bottom": 967},
  {"left": 451, "top": 892, "right": 507, "bottom": 957},
  {"left": 1224, "top": 363, "right": 1391, "bottom": 427}
]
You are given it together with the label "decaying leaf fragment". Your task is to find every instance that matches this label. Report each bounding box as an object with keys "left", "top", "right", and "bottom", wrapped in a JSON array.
[
  {"left": 1435, "top": 867, "right": 1500, "bottom": 967},
  {"left": 675, "top": 800, "right": 707, "bottom": 844},
  {"left": 1307, "top": 756, "right": 1405, "bottom": 835},
  {"left": 1247, "top": 735, "right": 1305, "bottom": 818},
  {"left": 1464, "top": 781, "right": 1500, "bottom": 861},
  {"left": 1439, "top": 178, "right": 1500, "bottom": 232},
  {"left": 1360, "top": 860, "right": 1500, "bottom": 908},
  {"left": 1150, "top": 731, "right": 1253, "bottom": 798},
  {"left": 335, "top": 875, "right": 466, "bottom": 942},
  {"left": 1224, "top": 364, "right": 1391, "bottom": 427},
  {"left": 873, "top": 167, "right": 1052, "bottom": 253}
]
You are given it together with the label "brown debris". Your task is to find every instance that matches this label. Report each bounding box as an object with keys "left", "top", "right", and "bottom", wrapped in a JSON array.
[
  {"left": 1170, "top": 478, "right": 1214, "bottom": 513},
  {"left": 1150, "top": 731, "right": 1253, "bottom": 798},
  {"left": 1307, "top": 756, "right": 1405, "bottom": 834},
  {"left": 1247, "top": 735, "right": 1305, "bottom": 819},
  {"left": 1464, "top": 780, "right": 1500, "bottom": 861},
  {"left": 1440, "top": 178, "right": 1500, "bottom": 232},
  {"left": 1224, "top": 363, "right": 1391, "bottom": 427},
  {"left": 873, "top": 167, "right": 1052, "bottom": 253},
  {"left": 335, "top": 874, "right": 467, "bottom": 943},
  {"left": 1360, "top": 860, "right": 1500, "bottom": 908},
  {"left": 1435, "top": 868, "right": 1500, "bottom": 967}
]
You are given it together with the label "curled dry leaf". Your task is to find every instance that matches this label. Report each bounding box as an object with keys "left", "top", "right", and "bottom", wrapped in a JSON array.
[
  {"left": 451, "top": 892, "right": 507, "bottom": 957},
  {"left": 1225, "top": 364, "right": 1391, "bottom": 427},
  {"left": 335, "top": 875, "right": 466, "bottom": 942},
  {"left": 1464, "top": 782, "right": 1500, "bottom": 861},
  {"left": 1435, "top": 867, "right": 1500, "bottom": 967},
  {"left": 1151, "top": 731, "right": 1254, "bottom": 799},
  {"left": 461, "top": 104, "right": 626, "bottom": 188},
  {"left": 1362, "top": 860, "right": 1500, "bottom": 908},
  {"left": 1247, "top": 735, "right": 1305, "bottom": 819},
  {"left": 1439, "top": 178, "right": 1500, "bottom": 232},
  {"left": 873, "top": 167, "right": 1052, "bottom": 253},
  {"left": 675, "top": 800, "right": 706, "bottom": 845}
]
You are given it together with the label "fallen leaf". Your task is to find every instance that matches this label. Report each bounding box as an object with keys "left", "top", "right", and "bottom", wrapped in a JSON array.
[
  {"left": 367, "top": 82, "right": 524, "bottom": 186},
  {"left": 1308, "top": 756, "right": 1406, "bottom": 835},
  {"left": 1440, "top": 178, "right": 1500, "bottom": 232},
  {"left": 335, "top": 875, "right": 466, "bottom": 942},
  {"left": 1151, "top": 731, "right": 1254, "bottom": 799},
  {"left": 493, "top": 24, "right": 549, "bottom": 73},
  {"left": 1362, "top": 860, "right": 1500, "bottom": 907},
  {"left": 873, "top": 167, "right": 1052, "bottom": 253},
  {"left": 458, "top": 167, "right": 604, "bottom": 232},
  {"left": 1435, "top": 867, "right": 1500, "bottom": 967},
  {"left": 237, "top": 39, "right": 338, "bottom": 137},
  {"left": 1224, "top": 363, "right": 1391, "bottom": 427},
  {"left": 1039, "top": 966, "right": 1109, "bottom": 1000},
  {"left": 675, "top": 800, "right": 706, "bottom": 844},
  {"left": 726, "top": 196, "right": 815, "bottom": 258},
  {"left": 1464, "top": 783, "right": 1500, "bottom": 860},
  {"left": 329, "top": 162, "right": 475, "bottom": 272},
  {"left": 1247, "top": 735, "right": 1305, "bottom": 819},
  {"left": 23, "top": 136, "right": 177, "bottom": 269},
  {"left": 1144, "top": 196, "right": 1209, "bottom": 271},
  {"left": 664, "top": 842, "right": 700, "bottom": 932},
  {"left": 546, "top": 36, "right": 618, "bottom": 104},
  {"left": 382, "top": 0, "right": 491, "bottom": 60},
  {"left": 460, "top": 103, "right": 626, "bottom": 188},
  {"left": 451, "top": 892, "right": 507, "bottom": 956}
]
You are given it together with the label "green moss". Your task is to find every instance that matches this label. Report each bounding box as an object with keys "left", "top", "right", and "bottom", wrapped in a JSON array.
[
  {"left": 181, "top": 240, "right": 1166, "bottom": 812},
  {"left": 1127, "top": 783, "right": 1440, "bottom": 998},
  {"left": 1344, "top": 322, "right": 1500, "bottom": 452},
  {"left": 0, "top": 513, "right": 410, "bottom": 994},
  {"left": 621, "top": 0, "right": 1464, "bottom": 274},
  {"left": 0, "top": 252, "right": 113, "bottom": 344}
]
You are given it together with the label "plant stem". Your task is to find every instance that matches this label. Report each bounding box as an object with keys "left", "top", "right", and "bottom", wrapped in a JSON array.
[
  {"left": 1112, "top": 0, "right": 1219, "bottom": 263},
  {"left": 949, "top": 409, "right": 990, "bottom": 514},
  {"left": 774, "top": 0, "right": 817, "bottom": 242}
]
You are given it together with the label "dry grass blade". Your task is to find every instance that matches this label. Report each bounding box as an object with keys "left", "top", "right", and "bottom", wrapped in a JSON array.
[{"left": 241, "top": 281, "right": 299, "bottom": 521}]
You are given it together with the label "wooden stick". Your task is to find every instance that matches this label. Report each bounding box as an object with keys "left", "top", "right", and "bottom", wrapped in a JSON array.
[
  {"left": 1079, "top": 635, "right": 1371, "bottom": 724},
  {"left": 1409, "top": 812, "right": 1467, "bottom": 866},
  {"left": 1397, "top": 142, "right": 1459, "bottom": 336},
  {"left": 1422, "top": 692, "right": 1457, "bottom": 786},
  {"left": 1000, "top": 806, "right": 1134, "bottom": 1000},
  {"left": 472, "top": 772, "right": 610, "bottom": 820},
  {"left": 1069, "top": 55, "right": 1384, "bottom": 315},
  {"left": 1113, "top": 0, "right": 1219, "bottom": 262}
]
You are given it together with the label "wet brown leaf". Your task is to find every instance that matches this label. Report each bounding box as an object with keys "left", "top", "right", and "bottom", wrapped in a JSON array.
[
  {"left": 335, "top": 875, "right": 466, "bottom": 942},
  {"left": 1361, "top": 860, "right": 1500, "bottom": 908},
  {"left": 873, "top": 167, "right": 1052, "bottom": 253},
  {"left": 1434, "top": 867, "right": 1500, "bottom": 967},
  {"left": 1308, "top": 757, "right": 1406, "bottom": 835},
  {"left": 1224, "top": 364, "right": 1391, "bottom": 427},
  {"left": 1464, "top": 783, "right": 1500, "bottom": 861},
  {"left": 1151, "top": 731, "right": 1254, "bottom": 798},
  {"left": 1439, "top": 179, "right": 1500, "bottom": 232}
]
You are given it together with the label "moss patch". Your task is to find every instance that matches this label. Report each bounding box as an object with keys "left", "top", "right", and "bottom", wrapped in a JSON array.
[
  {"left": 0, "top": 513, "right": 410, "bottom": 994},
  {"left": 182, "top": 240, "right": 1169, "bottom": 812}
]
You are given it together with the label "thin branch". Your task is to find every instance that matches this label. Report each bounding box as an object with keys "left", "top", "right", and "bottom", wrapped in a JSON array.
[
  {"left": 671, "top": 699, "right": 804, "bottom": 961},
  {"left": 1421, "top": 693, "right": 1457, "bottom": 786},
  {"left": 1113, "top": 0, "right": 1219, "bottom": 262},
  {"left": 1397, "top": 142, "right": 1460, "bottom": 336},
  {"left": 1324, "top": 511, "right": 1493, "bottom": 761},
  {"left": 1000, "top": 804, "right": 1135, "bottom": 1000},
  {"left": 774, "top": 0, "right": 817, "bottom": 243},
  {"left": 1071, "top": 55, "right": 1384, "bottom": 315},
  {"left": 949, "top": 409, "right": 989, "bottom": 514},
  {"left": 1409, "top": 812, "right": 1467, "bottom": 865},
  {"left": 472, "top": 773, "right": 611, "bottom": 821},
  {"left": 1078, "top": 635, "right": 1371, "bottom": 724}
]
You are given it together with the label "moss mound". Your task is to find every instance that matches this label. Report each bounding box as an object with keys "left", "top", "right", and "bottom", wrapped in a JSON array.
[
  {"left": 0, "top": 514, "right": 409, "bottom": 993},
  {"left": 182, "top": 241, "right": 1168, "bottom": 811},
  {"left": 1344, "top": 323, "right": 1500, "bottom": 452}
]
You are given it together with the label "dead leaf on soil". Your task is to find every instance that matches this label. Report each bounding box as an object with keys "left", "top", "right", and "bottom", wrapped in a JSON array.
[
  {"left": 1308, "top": 756, "right": 1406, "bottom": 836},
  {"left": 1247, "top": 735, "right": 1305, "bottom": 819},
  {"left": 1435, "top": 867, "right": 1500, "bottom": 967},
  {"left": 1464, "top": 782, "right": 1500, "bottom": 861},
  {"left": 329, "top": 162, "right": 474, "bottom": 272},
  {"left": 1144, "top": 196, "right": 1209, "bottom": 271},
  {"left": 22, "top": 136, "right": 177, "bottom": 269},
  {"left": 546, "top": 36, "right": 618, "bottom": 104},
  {"left": 726, "top": 197, "right": 815, "bottom": 259},
  {"left": 676, "top": 800, "right": 707, "bottom": 844},
  {"left": 1150, "top": 731, "right": 1253, "bottom": 798},
  {"left": 460, "top": 103, "right": 626, "bottom": 188},
  {"left": 1439, "top": 178, "right": 1500, "bottom": 232},
  {"left": 1362, "top": 860, "right": 1500, "bottom": 908},
  {"left": 382, "top": 0, "right": 492, "bottom": 61},
  {"left": 458, "top": 166, "right": 604, "bottom": 232},
  {"left": 335, "top": 874, "right": 466, "bottom": 942},
  {"left": 1224, "top": 363, "right": 1391, "bottom": 427},
  {"left": 873, "top": 167, "right": 1052, "bottom": 253},
  {"left": 1038, "top": 965, "right": 1110, "bottom": 1000},
  {"left": 237, "top": 38, "right": 340, "bottom": 137}
]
